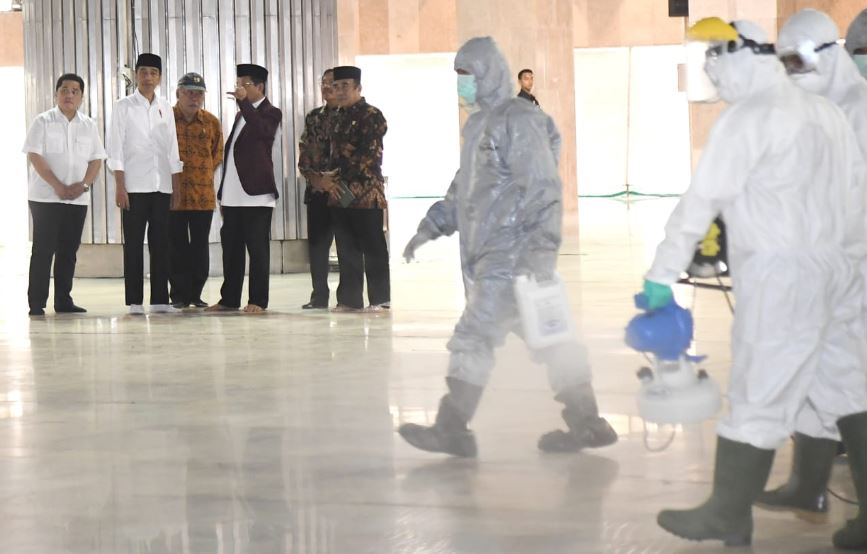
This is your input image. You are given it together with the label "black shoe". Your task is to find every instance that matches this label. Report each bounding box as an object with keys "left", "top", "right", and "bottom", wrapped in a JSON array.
[
  {"left": 657, "top": 436, "right": 774, "bottom": 546},
  {"left": 833, "top": 412, "right": 867, "bottom": 550},
  {"left": 172, "top": 302, "right": 189, "bottom": 309},
  {"left": 302, "top": 301, "right": 328, "bottom": 309},
  {"left": 399, "top": 423, "right": 478, "bottom": 457},
  {"left": 54, "top": 304, "right": 86, "bottom": 313},
  {"left": 29, "top": 307, "right": 45, "bottom": 316},
  {"left": 539, "top": 383, "right": 618, "bottom": 452},
  {"left": 191, "top": 299, "right": 208, "bottom": 308},
  {"left": 754, "top": 433, "right": 835, "bottom": 523},
  {"left": 397, "top": 377, "right": 484, "bottom": 458}
]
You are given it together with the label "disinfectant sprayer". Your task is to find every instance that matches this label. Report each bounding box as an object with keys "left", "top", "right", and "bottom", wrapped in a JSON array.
[{"left": 625, "top": 294, "right": 721, "bottom": 426}]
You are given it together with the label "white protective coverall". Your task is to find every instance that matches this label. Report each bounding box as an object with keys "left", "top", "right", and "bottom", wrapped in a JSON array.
[
  {"left": 412, "top": 36, "right": 590, "bottom": 392},
  {"left": 646, "top": 20, "right": 867, "bottom": 450}
]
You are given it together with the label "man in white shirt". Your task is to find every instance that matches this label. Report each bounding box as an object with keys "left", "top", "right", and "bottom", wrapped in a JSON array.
[
  {"left": 22, "top": 73, "right": 106, "bottom": 316},
  {"left": 106, "top": 53, "right": 184, "bottom": 315},
  {"left": 206, "top": 64, "right": 282, "bottom": 314}
]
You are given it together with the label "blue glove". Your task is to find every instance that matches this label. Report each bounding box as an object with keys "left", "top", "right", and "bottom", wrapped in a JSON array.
[{"left": 643, "top": 279, "right": 673, "bottom": 310}]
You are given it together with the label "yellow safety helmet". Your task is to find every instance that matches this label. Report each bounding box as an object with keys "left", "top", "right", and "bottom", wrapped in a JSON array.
[{"left": 687, "top": 17, "right": 740, "bottom": 43}]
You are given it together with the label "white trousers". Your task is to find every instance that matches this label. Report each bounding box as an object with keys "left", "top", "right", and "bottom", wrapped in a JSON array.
[{"left": 717, "top": 252, "right": 867, "bottom": 449}]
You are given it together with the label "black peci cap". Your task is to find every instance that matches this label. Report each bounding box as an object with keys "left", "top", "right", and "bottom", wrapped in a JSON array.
[
  {"left": 135, "top": 53, "right": 162, "bottom": 72},
  {"left": 333, "top": 65, "right": 361, "bottom": 81},
  {"left": 236, "top": 63, "right": 268, "bottom": 82}
]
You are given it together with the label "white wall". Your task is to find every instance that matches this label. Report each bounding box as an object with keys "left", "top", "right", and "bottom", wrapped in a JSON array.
[
  {"left": 355, "top": 53, "right": 461, "bottom": 200},
  {"left": 574, "top": 46, "right": 691, "bottom": 197}
]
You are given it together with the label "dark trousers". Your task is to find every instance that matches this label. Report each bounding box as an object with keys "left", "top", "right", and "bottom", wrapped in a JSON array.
[
  {"left": 28, "top": 201, "right": 87, "bottom": 310},
  {"left": 331, "top": 207, "right": 390, "bottom": 309},
  {"left": 122, "top": 192, "right": 171, "bottom": 306},
  {"left": 219, "top": 206, "right": 272, "bottom": 309},
  {"left": 169, "top": 210, "right": 214, "bottom": 305},
  {"left": 306, "top": 193, "right": 334, "bottom": 305}
]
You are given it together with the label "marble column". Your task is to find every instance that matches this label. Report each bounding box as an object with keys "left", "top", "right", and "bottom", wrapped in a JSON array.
[{"left": 456, "top": 0, "right": 579, "bottom": 210}]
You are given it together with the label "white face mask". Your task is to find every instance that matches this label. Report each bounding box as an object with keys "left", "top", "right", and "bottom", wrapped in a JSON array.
[
  {"left": 854, "top": 54, "right": 867, "bottom": 79},
  {"left": 457, "top": 74, "right": 478, "bottom": 106}
]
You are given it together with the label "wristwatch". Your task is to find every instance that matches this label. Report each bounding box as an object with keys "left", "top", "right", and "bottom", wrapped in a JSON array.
[{"left": 82, "top": 183, "right": 91, "bottom": 192}]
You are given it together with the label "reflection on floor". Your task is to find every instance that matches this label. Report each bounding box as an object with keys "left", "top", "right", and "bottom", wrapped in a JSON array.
[{"left": 0, "top": 198, "right": 855, "bottom": 553}]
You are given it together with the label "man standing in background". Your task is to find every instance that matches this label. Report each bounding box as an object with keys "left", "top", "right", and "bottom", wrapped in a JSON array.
[
  {"left": 170, "top": 72, "right": 223, "bottom": 309},
  {"left": 319, "top": 65, "right": 390, "bottom": 313},
  {"left": 207, "top": 63, "right": 282, "bottom": 314},
  {"left": 107, "top": 53, "right": 184, "bottom": 315},
  {"left": 298, "top": 68, "right": 338, "bottom": 310},
  {"left": 517, "top": 68, "right": 540, "bottom": 106},
  {"left": 22, "top": 73, "right": 106, "bottom": 316}
]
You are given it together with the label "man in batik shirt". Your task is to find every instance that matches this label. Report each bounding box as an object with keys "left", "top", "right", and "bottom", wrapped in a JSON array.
[
  {"left": 170, "top": 72, "right": 224, "bottom": 308},
  {"left": 298, "top": 68, "right": 339, "bottom": 309},
  {"left": 319, "top": 65, "right": 389, "bottom": 313}
]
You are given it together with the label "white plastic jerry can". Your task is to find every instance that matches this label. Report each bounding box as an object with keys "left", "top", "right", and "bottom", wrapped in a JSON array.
[{"left": 513, "top": 273, "right": 577, "bottom": 349}]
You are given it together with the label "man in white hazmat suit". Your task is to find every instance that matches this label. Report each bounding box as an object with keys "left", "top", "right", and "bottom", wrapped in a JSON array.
[
  {"left": 642, "top": 18, "right": 867, "bottom": 548},
  {"left": 397, "top": 36, "right": 618, "bottom": 458},
  {"left": 753, "top": 9, "right": 867, "bottom": 550}
]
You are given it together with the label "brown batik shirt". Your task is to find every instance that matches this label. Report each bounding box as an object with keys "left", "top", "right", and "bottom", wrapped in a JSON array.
[
  {"left": 298, "top": 104, "right": 339, "bottom": 204},
  {"left": 329, "top": 97, "right": 388, "bottom": 209},
  {"left": 173, "top": 106, "right": 224, "bottom": 211}
]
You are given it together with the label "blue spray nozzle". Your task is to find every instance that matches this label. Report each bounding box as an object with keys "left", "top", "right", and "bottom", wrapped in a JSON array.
[{"left": 626, "top": 294, "right": 695, "bottom": 361}]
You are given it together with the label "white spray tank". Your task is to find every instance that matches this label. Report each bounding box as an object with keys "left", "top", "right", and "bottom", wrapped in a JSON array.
[{"left": 625, "top": 294, "right": 722, "bottom": 425}]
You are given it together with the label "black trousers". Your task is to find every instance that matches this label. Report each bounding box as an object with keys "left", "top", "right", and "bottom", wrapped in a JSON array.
[
  {"left": 219, "top": 206, "right": 272, "bottom": 309},
  {"left": 122, "top": 192, "right": 171, "bottom": 306},
  {"left": 331, "top": 207, "right": 390, "bottom": 309},
  {"left": 306, "top": 193, "right": 334, "bottom": 305},
  {"left": 169, "top": 210, "right": 214, "bottom": 305},
  {"left": 28, "top": 201, "right": 87, "bottom": 310}
]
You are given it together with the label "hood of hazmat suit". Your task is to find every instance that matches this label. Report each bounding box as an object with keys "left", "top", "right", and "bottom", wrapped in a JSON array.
[
  {"left": 846, "top": 9, "right": 867, "bottom": 56},
  {"left": 780, "top": 10, "right": 867, "bottom": 161},
  {"left": 646, "top": 19, "right": 865, "bottom": 449},
  {"left": 414, "top": 36, "right": 563, "bottom": 287},
  {"left": 699, "top": 20, "right": 778, "bottom": 104}
]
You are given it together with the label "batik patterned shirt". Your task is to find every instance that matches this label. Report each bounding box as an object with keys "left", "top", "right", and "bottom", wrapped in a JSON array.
[
  {"left": 173, "top": 106, "right": 224, "bottom": 211},
  {"left": 298, "top": 104, "right": 339, "bottom": 204},
  {"left": 329, "top": 98, "right": 387, "bottom": 209}
]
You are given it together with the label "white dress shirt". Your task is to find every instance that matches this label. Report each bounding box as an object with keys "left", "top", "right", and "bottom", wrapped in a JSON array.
[
  {"left": 221, "top": 97, "right": 278, "bottom": 208},
  {"left": 22, "top": 107, "right": 107, "bottom": 206},
  {"left": 106, "top": 89, "right": 183, "bottom": 194}
]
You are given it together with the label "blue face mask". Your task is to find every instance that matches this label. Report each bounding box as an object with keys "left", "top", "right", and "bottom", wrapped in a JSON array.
[
  {"left": 855, "top": 54, "right": 867, "bottom": 79},
  {"left": 457, "top": 74, "right": 477, "bottom": 105}
]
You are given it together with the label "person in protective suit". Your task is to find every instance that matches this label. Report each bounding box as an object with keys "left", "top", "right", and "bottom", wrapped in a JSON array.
[
  {"left": 846, "top": 9, "right": 867, "bottom": 79},
  {"left": 752, "top": 10, "right": 867, "bottom": 550},
  {"left": 397, "top": 36, "right": 618, "bottom": 458},
  {"left": 642, "top": 18, "right": 867, "bottom": 548}
]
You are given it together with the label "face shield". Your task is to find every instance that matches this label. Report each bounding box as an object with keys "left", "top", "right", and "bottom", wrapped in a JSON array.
[
  {"left": 685, "top": 37, "right": 776, "bottom": 103},
  {"left": 683, "top": 18, "right": 775, "bottom": 103},
  {"left": 777, "top": 39, "right": 837, "bottom": 74}
]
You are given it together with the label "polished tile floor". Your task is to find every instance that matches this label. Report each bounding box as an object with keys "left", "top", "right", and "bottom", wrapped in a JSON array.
[{"left": 0, "top": 198, "right": 858, "bottom": 553}]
